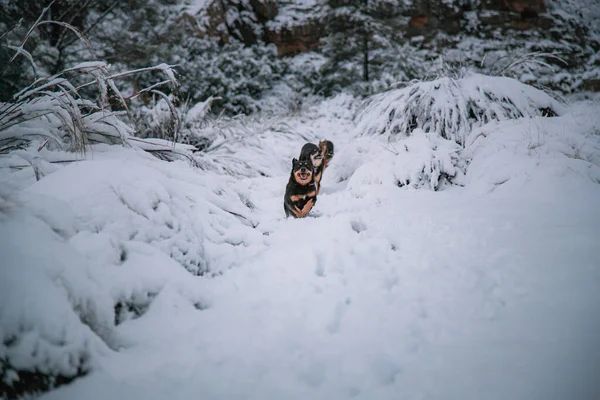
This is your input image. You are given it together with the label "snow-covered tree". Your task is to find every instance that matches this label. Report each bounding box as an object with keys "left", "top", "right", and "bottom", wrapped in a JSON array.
[{"left": 321, "top": 0, "right": 404, "bottom": 92}]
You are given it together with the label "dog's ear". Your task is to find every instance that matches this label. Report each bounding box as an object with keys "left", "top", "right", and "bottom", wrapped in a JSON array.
[{"left": 292, "top": 158, "right": 298, "bottom": 166}]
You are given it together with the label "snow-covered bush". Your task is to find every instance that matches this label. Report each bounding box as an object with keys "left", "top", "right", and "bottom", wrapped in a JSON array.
[
  {"left": 329, "top": 130, "right": 465, "bottom": 193},
  {"left": 286, "top": 52, "right": 328, "bottom": 97},
  {"left": 354, "top": 72, "right": 565, "bottom": 146},
  {"left": 178, "top": 38, "right": 288, "bottom": 115},
  {"left": 0, "top": 9, "right": 183, "bottom": 165},
  {"left": 193, "top": 116, "right": 314, "bottom": 177},
  {"left": 464, "top": 101, "right": 600, "bottom": 192},
  {"left": 1, "top": 62, "right": 130, "bottom": 153},
  {"left": 0, "top": 59, "right": 187, "bottom": 161},
  {"left": 0, "top": 144, "right": 263, "bottom": 398},
  {"left": 132, "top": 96, "right": 222, "bottom": 151},
  {"left": 0, "top": 201, "right": 115, "bottom": 399}
]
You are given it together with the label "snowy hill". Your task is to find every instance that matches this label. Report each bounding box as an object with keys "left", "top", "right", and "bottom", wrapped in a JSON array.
[{"left": 2, "top": 85, "right": 600, "bottom": 399}]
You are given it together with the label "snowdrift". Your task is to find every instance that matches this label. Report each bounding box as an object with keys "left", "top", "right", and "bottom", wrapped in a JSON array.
[
  {"left": 354, "top": 73, "right": 565, "bottom": 145},
  {"left": 464, "top": 100, "right": 600, "bottom": 193},
  {"left": 0, "top": 145, "right": 263, "bottom": 397},
  {"left": 0, "top": 94, "right": 359, "bottom": 397},
  {"left": 2, "top": 86, "right": 600, "bottom": 398},
  {"left": 327, "top": 90, "right": 598, "bottom": 192},
  {"left": 343, "top": 73, "right": 572, "bottom": 190}
]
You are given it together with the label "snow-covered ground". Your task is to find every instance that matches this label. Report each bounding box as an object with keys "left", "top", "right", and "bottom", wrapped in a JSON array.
[{"left": 2, "top": 94, "right": 600, "bottom": 400}]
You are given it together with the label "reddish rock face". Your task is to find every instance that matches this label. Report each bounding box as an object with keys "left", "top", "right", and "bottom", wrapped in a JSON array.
[
  {"left": 190, "top": 0, "right": 549, "bottom": 57},
  {"left": 504, "top": 0, "right": 546, "bottom": 15},
  {"left": 265, "top": 22, "right": 325, "bottom": 57},
  {"left": 250, "top": 0, "right": 278, "bottom": 21},
  {"left": 410, "top": 15, "right": 428, "bottom": 27}
]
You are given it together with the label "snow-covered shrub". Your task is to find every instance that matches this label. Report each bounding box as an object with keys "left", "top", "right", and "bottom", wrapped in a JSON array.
[
  {"left": 286, "top": 52, "right": 328, "bottom": 97},
  {"left": 316, "top": 39, "right": 434, "bottom": 98},
  {"left": 0, "top": 60, "right": 182, "bottom": 156},
  {"left": 177, "top": 97, "right": 221, "bottom": 150},
  {"left": 1, "top": 62, "right": 129, "bottom": 153},
  {"left": 464, "top": 101, "right": 600, "bottom": 192},
  {"left": 193, "top": 116, "right": 315, "bottom": 177},
  {"left": 187, "top": 93, "right": 361, "bottom": 178},
  {"left": 178, "top": 38, "right": 287, "bottom": 115},
  {"left": 132, "top": 96, "right": 221, "bottom": 151},
  {"left": 354, "top": 72, "right": 565, "bottom": 146},
  {"left": 0, "top": 143, "right": 263, "bottom": 397},
  {"left": 0, "top": 10, "right": 183, "bottom": 164},
  {"left": 0, "top": 198, "right": 115, "bottom": 399},
  {"left": 333, "top": 130, "right": 466, "bottom": 193},
  {"left": 131, "top": 97, "right": 178, "bottom": 140}
]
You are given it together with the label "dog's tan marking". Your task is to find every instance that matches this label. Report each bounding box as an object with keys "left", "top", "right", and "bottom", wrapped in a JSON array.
[
  {"left": 314, "top": 170, "right": 322, "bottom": 183},
  {"left": 294, "top": 170, "right": 312, "bottom": 185},
  {"left": 300, "top": 199, "right": 315, "bottom": 217},
  {"left": 289, "top": 194, "right": 304, "bottom": 202},
  {"left": 292, "top": 205, "right": 304, "bottom": 218}
]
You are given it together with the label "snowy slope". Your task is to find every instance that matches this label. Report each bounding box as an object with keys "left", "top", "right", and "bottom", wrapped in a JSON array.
[{"left": 2, "top": 95, "right": 600, "bottom": 399}]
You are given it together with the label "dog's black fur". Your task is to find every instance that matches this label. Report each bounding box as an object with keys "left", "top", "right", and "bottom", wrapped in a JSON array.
[
  {"left": 299, "top": 143, "right": 321, "bottom": 162},
  {"left": 284, "top": 158, "right": 317, "bottom": 218},
  {"left": 298, "top": 143, "right": 324, "bottom": 194}
]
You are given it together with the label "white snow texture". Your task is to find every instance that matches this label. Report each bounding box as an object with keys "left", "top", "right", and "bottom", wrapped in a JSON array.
[{"left": 1, "top": 81, "right": 600, "bottom": 400}]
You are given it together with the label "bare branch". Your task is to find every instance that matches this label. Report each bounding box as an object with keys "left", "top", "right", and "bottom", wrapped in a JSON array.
[
  {"left": 3, "top": 44, "right": 38, "bottom": 78},
  {"left": 0, "top": 0, "right": 57, "bottom": 77},
  {"left": 0, "top": 18, "right": 23, "bottom": 42},
  {"left": 36, "top": 20, "right": 94, "bottom": 55}
]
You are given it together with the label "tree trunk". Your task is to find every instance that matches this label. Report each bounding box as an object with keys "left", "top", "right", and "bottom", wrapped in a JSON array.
[
  {"left": 361, "top": 0, "right": 370, "bottom": 81},
  {"left": 363, "top": 31, "right": 369, "bottom": 81}
]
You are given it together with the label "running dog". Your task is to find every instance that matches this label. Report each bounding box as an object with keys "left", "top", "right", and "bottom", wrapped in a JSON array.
[
  {"left": 299, "top": 143, "right": 324, "bottom": 193},
  {"left": 283, "top": 158, "right": 317, "bottom": 218},
  {"left": 319, "top": 140, "right": 334, "bottom": 172}
]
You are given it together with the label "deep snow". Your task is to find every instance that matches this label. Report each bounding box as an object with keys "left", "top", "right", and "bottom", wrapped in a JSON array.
[{"left": 2, "top": 95, "right": 600, "bottom": 400}]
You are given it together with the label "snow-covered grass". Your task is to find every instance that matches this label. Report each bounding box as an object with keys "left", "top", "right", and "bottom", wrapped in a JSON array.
[
  {"left": 0, "top": 9, "right": 182, "bottom": 164},
  {"left": 0, "top": 60, "right": 181, "bottom": 154},
  {"left": 354, "top": 72, "right": 565, "bottom": 146},
  {"left": 193, "top": 93, "right": 359, "bottom": 177},
  {"left": 2, "top": 79, "right": 600, "bottom": 399}
]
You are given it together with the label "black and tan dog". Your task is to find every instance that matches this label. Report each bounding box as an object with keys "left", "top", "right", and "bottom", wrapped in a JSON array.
[
  {"left": 305, "top": 140, "right": 334, "bottom": 194},
  {"left": 318, "top": 140, "right": 334, "bottom": 173},
  {"left": 284, "top": 158, "right": 317, "bottom": 218},
  {"left": 299, "top": 143, "right": 324, "bottom": 193}
]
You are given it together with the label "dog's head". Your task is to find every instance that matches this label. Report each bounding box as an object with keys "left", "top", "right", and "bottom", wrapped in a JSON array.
[
  {"left": 319, "top": 140, "right": 334, "bottom": 161},
  {"left": 299, "top": 143, "right": 323, "bottom": 167},
  {"left": 291, "top": 158, "right": 313, "bottom": 185}
]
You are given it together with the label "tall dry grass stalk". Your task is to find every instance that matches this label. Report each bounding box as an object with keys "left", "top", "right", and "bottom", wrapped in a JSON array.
[{"left": 0, "top": 2, "right": 180, "bottom": 155}]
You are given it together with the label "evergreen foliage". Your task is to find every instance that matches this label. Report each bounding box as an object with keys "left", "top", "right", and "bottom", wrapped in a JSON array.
[{"left": 320, "top": 0, "right": 404, "bottom": 94}]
